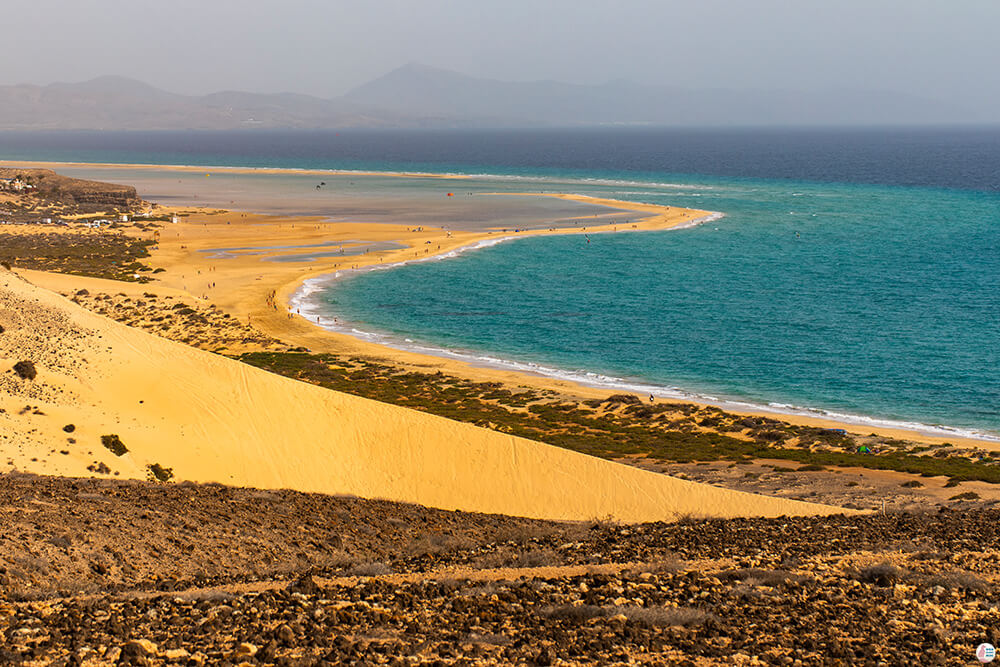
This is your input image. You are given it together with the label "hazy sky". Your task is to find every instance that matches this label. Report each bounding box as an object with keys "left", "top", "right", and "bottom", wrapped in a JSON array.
[{"left": 7, "top": 0, "right": 999, "bottom": 105}]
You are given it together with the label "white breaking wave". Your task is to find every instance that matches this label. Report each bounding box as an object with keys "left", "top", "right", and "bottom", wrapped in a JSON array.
[
  {"left": 291, "top": 210, "right": 722, "bottom": 321},
  {"left": 289, "top": 234, "right": 524, "bottom": 325},
  {"left": 672, "top": 211, "right": 725, "bottom": 230},
  {"left": 288, "top": 211, "right": 999, "bottom": 443}
]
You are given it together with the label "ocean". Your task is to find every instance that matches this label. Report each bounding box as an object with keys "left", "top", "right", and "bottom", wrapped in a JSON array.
[{"left": 2, "top": 127, "right": 998, "bottom": 439}]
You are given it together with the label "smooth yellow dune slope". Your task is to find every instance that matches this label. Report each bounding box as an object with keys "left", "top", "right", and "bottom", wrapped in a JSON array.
[{"left": 0, "top": 269, "right": 850, "bottom": 522}]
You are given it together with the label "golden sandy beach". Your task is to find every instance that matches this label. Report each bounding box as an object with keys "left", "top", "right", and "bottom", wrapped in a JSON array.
[
  {"left": 125, "top": 172, "right": 993, "bottom": 448},
  {"left": 4, "top": 160, "right": 995, "bottom": 521},
  {"left": 0, "top": 268, "right": 850, "bottom": 522},
  {"left": 7, "top": 160, "right": 992, "bottom": 449}
]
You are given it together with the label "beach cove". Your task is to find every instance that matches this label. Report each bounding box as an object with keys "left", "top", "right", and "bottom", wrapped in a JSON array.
[
  {"left": 9, "top": 158, "right": 998, "bottom": 448},
  {"left": 6, "top": 163, "right": 866, "bottom": 522},
  {"left": 5, "top": 157, "right": 1000, "bottom": 521}
]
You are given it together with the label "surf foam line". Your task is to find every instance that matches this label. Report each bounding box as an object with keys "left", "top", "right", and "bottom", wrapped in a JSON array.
[
  {"left": 290, "top": 208, "right": 722, "bottom": 371},
  {"left": 289, "top": 210, "right": 1000, "bottom": 443},
  {"left": 35, "top": 158, "right": 722, "bottom": 192},
  {"left": 291, "top": 210, "right": 723, "bottom": 323},
  {"left": 293, "top": 290, "right": 1000, "bottom": 443},
  {"left": 290, "top": 234, "right": 524, "bottom": 326}
]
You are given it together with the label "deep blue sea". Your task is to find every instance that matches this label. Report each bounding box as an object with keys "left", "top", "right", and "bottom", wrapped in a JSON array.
[{"left": 3, "top": 128, "right": 999, "bottom": 439}]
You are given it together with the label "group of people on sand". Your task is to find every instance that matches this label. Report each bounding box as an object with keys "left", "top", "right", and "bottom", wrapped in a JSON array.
[{"left": 264, "top": 289, "right": 280, "bottom": 311}]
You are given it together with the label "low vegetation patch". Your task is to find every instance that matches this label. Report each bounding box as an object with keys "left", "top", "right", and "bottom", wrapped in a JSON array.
[
  {"left": 0, "top": 232, "right": 154, "bottom": 282},
  {"left": 146, "top": 463, "right": 174, "bottom": 482},
  {"left": 345, "top": 561, "right": 393, "bottom": 577},
  {"left": 855, "top": 562, "right": 904, "bottom": 587},
  {"left": 542, "top": 604, "right": 711, "bottom": 627},
  {"left": 100, "top": 434, "right": 128, "bottom": 457},
  {"left": 12, "top": 360, "right": 36, "bottom": 380},
  {"left": 910, "top": 570, "right": 988, "bottom": 592},
  {"left": 238, "top": 351, "right": 1000, "bottom": 484},
  {"left": 721, "top": 568, "right": 812, "bottom": 588}
]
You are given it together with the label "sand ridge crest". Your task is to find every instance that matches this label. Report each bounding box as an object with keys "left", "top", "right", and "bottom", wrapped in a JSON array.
[{"left": 0, "top": 268, "right": 850, "bottom": 522}]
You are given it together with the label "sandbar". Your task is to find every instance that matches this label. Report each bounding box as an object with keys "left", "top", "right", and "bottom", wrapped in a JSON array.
[{"left": 10, "top": 160, "right": 995, "bottom": 449}]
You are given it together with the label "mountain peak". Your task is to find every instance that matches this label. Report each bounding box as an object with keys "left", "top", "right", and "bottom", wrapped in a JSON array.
[
  {"left": 365, "top": 62, "right": 477, "bottom": 86},
  {"left": 395, "top": 61, "right": 444, "bottom": 74},
  {"left": 53, "top": 75, "right": 170, "bottom": 93},
  {"left": 0, "top": 69, "right": 978, "bottom": 130}
]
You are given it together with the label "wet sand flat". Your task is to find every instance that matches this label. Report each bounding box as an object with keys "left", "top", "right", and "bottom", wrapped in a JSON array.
[{"left": 52, "top": 165, "right": 652, "bottom": 230}]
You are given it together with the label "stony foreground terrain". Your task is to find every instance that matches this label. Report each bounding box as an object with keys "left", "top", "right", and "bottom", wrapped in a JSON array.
[{"left": 0, "top": 474, "right": 997, "bottom": 665}]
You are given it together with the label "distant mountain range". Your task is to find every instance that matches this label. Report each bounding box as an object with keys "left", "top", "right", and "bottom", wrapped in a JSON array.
[{"left": 0, "top": 63, "right": 990, "bottom": 130}]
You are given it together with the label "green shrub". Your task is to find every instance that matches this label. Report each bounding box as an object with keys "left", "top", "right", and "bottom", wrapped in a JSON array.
[
  {"left": 100, "top": 434, "right": 128, "bottom": 456},
  {"left": 147, "top": 463, "right": 173, "bottom": 482},
  {"left": 856, "top": 562, "right": 903, "bottom": 587},
  {"left": 13, "top": 360, "right": 37, "bottom": 380},
  {"left": 235, "top": 351, "right": 1000, "bottom": 486}
]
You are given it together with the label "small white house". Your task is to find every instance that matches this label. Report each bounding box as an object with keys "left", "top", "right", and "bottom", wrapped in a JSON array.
[{"left": 1, "top": 178, "right": 29, "bottom": 192}]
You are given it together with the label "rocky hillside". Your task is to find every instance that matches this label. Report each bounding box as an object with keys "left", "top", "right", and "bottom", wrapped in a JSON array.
[
  {"left": 0, "top": 168, "right": 140, "bottom": 210},
  {"left": 0, "top": 473, "right": 996, "bottom": 665}
]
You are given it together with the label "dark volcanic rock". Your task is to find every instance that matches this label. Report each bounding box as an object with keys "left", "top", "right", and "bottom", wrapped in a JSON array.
[{"left": 12, "top": 360, "right": 36, "bottom": 380}]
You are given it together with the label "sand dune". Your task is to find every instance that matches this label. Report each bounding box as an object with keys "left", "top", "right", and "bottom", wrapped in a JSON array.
[{"left": 0, "top": 269, "right": 849, "bottom": 522}]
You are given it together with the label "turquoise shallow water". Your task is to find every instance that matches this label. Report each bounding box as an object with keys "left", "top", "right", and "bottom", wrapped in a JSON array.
[
  {"left": 3, "top": 128, "right": 999, "bottom": 438},
  {"left": 315, "top": 176, "right": 1000, "bottom": 439}
]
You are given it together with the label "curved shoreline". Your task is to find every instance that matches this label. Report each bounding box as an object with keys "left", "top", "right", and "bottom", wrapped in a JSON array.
[
  {"left": 10, "top": 159, "right": 997, "bottom": 447},
  {"left": 290, "top": 220, "right": 1000, "bottom": 445},
  {"left": 229, "top": 190, "right": 1000, "bottom": 448}
]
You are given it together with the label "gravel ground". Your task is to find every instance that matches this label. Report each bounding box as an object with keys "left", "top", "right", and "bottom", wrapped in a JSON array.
[{"left": 0, "top": 474, "right": 997, "bottom": 665}]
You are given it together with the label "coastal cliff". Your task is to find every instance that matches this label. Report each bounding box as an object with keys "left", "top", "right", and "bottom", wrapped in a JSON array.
[{"left": 0, "top": 167, "right": 140, "bottom": 210}]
